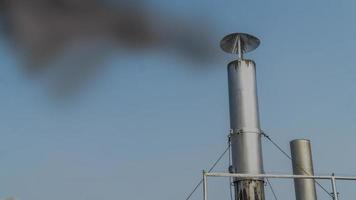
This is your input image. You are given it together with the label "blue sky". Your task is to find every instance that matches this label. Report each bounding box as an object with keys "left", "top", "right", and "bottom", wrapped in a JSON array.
[{"left": 1, "top": 0, "right": 356, "bottom": 199}]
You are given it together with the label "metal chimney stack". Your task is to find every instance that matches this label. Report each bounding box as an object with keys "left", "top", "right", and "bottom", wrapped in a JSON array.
[
  {"left": 220, "top": 33, "right": 265, "bottom": 200},
  {"left": 290, "top": 139, "right": 317, "bottom": 200}
]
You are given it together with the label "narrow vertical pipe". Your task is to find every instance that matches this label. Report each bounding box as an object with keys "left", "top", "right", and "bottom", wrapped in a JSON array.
[
  {"left": 331, "top": 176, "right": 338, "bottom": 200},
  {"left": 290, "top": 139, "right": 317, "bottom": 200},
  {"left": 237, "top": 36, "right": 242, "bottom": 60},
  {"left": 203, "top": 171, "right": 208, "bottom": 200}
]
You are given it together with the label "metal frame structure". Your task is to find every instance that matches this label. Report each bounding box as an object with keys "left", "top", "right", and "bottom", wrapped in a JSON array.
[
  {"left": 202, "top": 172, "right": 356, "bottom": 200},
  {"left": 214, "top": 32, "right": 356, "bottom": 200}
]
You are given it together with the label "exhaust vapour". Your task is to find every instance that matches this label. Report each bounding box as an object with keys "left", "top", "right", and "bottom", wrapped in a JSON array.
[{"left": 0, "top": 0, "right": 216, "bottom": 96}]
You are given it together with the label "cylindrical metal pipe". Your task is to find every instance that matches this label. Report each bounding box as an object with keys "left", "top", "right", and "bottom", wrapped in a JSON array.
[
  {"left": 228, "top": 59, "right": 265, "bottom": 200},
  {"left": 203, "top": 171, "right": 208, "bottom": 200},
  {"left": 290, "top": 139, "right": 317, "bottom": 200},
  {"left": 331, "top": 176, "right": 339, "bottom": 200}
]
